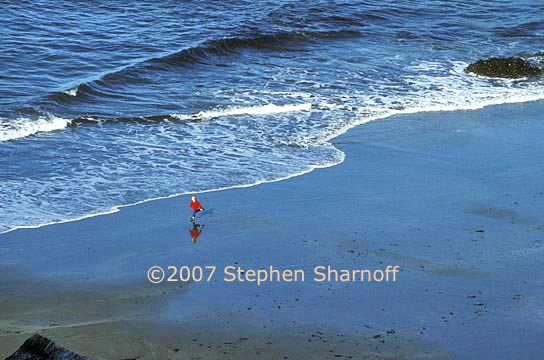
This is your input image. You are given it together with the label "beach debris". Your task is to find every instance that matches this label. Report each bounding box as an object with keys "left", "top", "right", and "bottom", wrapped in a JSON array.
[
  {"left": 465, "top": 57, "right": 543, "bottom": 78},
  {"left": 5, "top": 333, "right": 91, "bottom": 360}
]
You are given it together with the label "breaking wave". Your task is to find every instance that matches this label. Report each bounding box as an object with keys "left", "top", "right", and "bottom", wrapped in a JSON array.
[
  {"left": 0, "top": 116, "right": 73, "bottom": 142},
  {"left": 0, "top": 103, "right": 313, "bottom": 142}
]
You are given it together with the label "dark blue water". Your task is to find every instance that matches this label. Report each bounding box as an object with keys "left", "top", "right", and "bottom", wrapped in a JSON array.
[{"left": 1, "top": 0, "right": 543, "bottom": 233}]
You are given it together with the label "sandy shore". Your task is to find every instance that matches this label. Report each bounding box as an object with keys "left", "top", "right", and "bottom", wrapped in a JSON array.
[{"left": 1, "top": 101, "right": 543, "bottom": 359}]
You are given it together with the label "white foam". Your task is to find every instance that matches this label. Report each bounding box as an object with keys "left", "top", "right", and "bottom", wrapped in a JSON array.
[
  {"left": 63, "top": 87, "right": 78, "bottom": 96},
  {"left": 2, "top": 60, "right": 544, "bottom": 236},
  {"left": 172, "top": 103, "right": 312, "bottom": 120},
  {"left": 0, "top": 116, "right": 72, "bottom": 142},
  {"left": 0, "top": 146, "right": 344, "bottom": 235},
  {"left": 304, "top": 61, "right": 544, "bottom": 146}
]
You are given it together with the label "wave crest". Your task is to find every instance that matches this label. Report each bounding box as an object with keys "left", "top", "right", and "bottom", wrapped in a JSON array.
[
  {"left": 171, "top": 103, "right": 312, "bottom": 121},
  {"left": 0, "top": 116, "right": 72, "bottom": 142},
  {"left": 49, "top": 30, "right": 362, "bottom": 102},
  {"left": 0, "top": 103, "right": 313, "bottom": 142},
  {"left": 151, "top": 30, "right": 361, "bottom": 67}
]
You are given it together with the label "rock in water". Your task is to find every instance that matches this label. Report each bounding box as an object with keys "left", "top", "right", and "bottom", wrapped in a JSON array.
[
  {"left": 465, "top": 57, "right": 543, "bottom": 78},
  {"left": 5, "top": 334, "right": 91, "bottom": 360}
]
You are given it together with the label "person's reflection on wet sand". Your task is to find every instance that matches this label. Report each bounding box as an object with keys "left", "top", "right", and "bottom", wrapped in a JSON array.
[{"left": 190, "top": 223, "right": 205, "bottom": 244}]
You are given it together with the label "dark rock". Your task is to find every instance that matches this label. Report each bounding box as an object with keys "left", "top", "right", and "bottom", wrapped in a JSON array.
[
  {"left": 465, "top": 57, "right": 543, "bottom": 78},
  {"left": 5, "top": 334, "right": 91, "bottom": 360}
]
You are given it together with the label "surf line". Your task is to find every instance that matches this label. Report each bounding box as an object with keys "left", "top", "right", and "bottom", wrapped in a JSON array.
[{"left": 223, "top": 265, "right": 400, "bottom": 285}]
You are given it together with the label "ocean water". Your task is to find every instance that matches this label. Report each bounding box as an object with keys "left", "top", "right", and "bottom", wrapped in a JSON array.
[{"left": 1, "top": 0, "right": 543, "bottom": 233}]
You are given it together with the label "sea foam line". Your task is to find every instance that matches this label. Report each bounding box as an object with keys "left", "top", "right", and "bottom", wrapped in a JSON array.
[
  {"left": 314, "top": 92, "right": 544, "bottom": 146},
  {"left": 0, "top": 147, "right": 344, "bottom": 235},
  {"left": 171, "top": 103, "right": 312, "bottom": 120},
  {"left": 0, "top": 103, "right": 312, "bottom": 143}
]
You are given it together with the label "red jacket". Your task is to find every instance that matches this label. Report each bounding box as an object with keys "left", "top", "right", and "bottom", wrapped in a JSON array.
[{"left": 190, "top": 200, "right": 203, "bottom": 211}]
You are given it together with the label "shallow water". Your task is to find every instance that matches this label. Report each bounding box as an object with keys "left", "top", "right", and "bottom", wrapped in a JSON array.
[{"left": 1, "top": 0, "right": 543, "bottom": 233}]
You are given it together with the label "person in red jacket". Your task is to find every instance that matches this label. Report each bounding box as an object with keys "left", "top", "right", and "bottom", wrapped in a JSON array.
[{"left": 189, "top": 195, "right": 204, "bottom": 222}]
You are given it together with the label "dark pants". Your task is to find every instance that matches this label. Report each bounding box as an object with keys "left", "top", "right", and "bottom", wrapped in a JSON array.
[{"left": 192, "top": 209, "right": 203, "bottom": 218}]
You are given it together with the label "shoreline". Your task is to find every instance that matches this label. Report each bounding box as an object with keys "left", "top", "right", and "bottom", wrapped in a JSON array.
[
  {"left": 0, "top": 155, "right": 344, "bottom": 236},
  {"left": 1, "top": 100, "right": 544, "bottom": 359},
  {"left": 4, "top": 96, "right": 544, "bottom": 237}
]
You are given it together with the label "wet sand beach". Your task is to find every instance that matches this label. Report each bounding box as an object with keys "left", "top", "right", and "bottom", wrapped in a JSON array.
[{"left": 1, "top": 101, "right": 543, "bottom": 359}]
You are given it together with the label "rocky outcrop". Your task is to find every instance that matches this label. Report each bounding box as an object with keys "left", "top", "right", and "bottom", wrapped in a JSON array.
[
  {"left": 5, "top": 334, "right": 91, "bottom": 360},
  {"left": 465, "top": 57, "right": 543, "bottom": 78}
]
